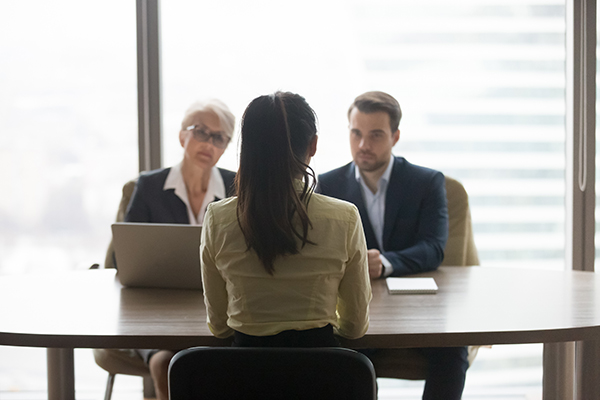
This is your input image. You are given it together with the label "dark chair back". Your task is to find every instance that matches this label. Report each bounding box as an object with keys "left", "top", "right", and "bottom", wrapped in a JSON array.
[{"left": 168, "top": 346, "right": 377, "bottom": 400}]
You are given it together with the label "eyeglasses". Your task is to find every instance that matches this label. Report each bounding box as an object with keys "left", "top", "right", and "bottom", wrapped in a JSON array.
[{"left": 186, "top": 125, "right": 230, "bottom": 149}]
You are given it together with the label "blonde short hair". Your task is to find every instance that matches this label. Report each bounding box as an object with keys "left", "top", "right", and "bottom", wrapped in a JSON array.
[{"left": 181, "top": 99, "right": 235, "bottom": 139}]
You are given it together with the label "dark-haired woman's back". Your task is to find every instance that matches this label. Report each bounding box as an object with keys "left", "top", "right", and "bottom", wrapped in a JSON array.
[
  {"left": 201, "top": 189, "right": 371, "bottom": 344},
  {"left": 201, "top": 91, "right": 371, "bottom": 348}
]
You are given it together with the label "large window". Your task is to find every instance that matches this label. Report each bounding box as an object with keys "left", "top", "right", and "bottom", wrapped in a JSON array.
[
  {"left": 0, "top": 1, "right": 138, "bottom": 396},
  {"left": 162, "top": 0, "right": 566, "bottom": 271},
  {"left": 0, "top": 1, "right": 137, "bottom": 275}
]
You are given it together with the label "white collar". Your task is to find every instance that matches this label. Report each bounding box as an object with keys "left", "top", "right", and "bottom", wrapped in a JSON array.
[
  {"left": 163, "top": 162, "right": 225, "bottom": 225},
  {"left": 164, "top": 162, "right": 225, "bottom": 198}
]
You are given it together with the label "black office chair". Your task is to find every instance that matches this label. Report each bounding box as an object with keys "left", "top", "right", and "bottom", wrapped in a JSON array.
[{"left": 168, "top": 346, "right": 377, "bottom": 400}]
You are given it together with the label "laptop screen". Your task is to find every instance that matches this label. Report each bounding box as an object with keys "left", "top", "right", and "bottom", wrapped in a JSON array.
[{"left": 112, "top": 223, "right": 203, "bottom": 290}]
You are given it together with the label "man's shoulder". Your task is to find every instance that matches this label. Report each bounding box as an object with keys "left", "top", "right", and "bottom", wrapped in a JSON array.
[
  {"left": 317, "top": 162, "right": 354, "bottom": 194},
  {"left": 391, "top": 157, "right": 444, "bottom": 185},
  {"left": 400, "top": 156, "right": 441, "bottom": 172},
  {"left": 319, "top": 162, "right": 352, "bottom": 179}
]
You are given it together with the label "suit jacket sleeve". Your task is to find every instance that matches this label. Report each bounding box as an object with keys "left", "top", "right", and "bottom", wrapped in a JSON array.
[
  {"left": 124, "top": 174, "right": 152, "bottom": 223},
  {"left": 382, "top": 171, "right": 448, "bottom": 276}
]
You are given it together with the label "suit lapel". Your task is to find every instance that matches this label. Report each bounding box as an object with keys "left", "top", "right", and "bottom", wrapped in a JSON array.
[
  {"left": 345, "top": 164, "right": 379, "bottom": 250},
  {"left": 219, "top": 169, "right": 236, "bottom": 197},
  {"left": 382, "top": 157, "right": 404, "bottom": 249},
  {"left": 165, "top": 190, "right": 190, "bottom": 224}
]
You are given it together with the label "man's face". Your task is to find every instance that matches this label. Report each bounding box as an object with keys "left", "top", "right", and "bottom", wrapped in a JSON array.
[{"left": 349, "top": 108, "right": 399, "bottom": 173}]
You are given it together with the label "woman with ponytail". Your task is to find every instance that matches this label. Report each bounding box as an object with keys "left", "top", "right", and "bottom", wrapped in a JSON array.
[{"left": 201, "top": 92, "right": 371, "bottom": 347}]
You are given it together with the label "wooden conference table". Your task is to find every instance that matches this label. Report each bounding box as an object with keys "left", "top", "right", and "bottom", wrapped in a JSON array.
[{"left": 1, "top": 266, "right": 600, "bottom": 400}]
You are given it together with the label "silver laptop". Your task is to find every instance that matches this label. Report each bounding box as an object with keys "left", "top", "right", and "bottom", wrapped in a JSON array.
[{"left": 112, "top": 222, "right": 203, "bottom": 290}]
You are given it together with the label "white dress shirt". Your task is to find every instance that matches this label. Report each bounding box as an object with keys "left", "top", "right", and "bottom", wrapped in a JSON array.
[
  {"left": 163, "top": 162, "right": 225, "bottom": 226},
  {"left": 355, "top": 155, "right": 395, "bottom": 277}
]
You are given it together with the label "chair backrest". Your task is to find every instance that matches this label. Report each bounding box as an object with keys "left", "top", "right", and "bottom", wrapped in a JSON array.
[
  {"left": 104, "top": 178, "right": 138, "bottom": 269},
  {"left": 441, "top": 176, "right": 479, "bottom": 266},
  {"left": 168, "top": 347, "right": 377, "bottom": 400}
]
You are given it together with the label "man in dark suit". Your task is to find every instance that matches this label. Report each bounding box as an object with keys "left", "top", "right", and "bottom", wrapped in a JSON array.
[{"left": 317, "top": 91, "right": 468, "bottom": 400}]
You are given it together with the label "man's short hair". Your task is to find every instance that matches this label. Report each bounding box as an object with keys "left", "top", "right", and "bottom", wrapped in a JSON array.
[
  {"left": 181, "top": 99, "right": 235, "bottom": 139},
  {"left": 348, "top": 91, "right": 402, "bottom": 132}
]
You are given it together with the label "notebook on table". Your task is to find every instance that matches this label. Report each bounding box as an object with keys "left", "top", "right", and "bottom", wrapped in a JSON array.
[
  {"left": 111, "top": 222, "right": 203, "bottom": 290},
  {"left": 386, "top": 277, "right": 438, "bottom": 294}
]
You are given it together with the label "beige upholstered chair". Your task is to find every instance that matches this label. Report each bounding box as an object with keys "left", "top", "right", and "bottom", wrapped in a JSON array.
[
  {"left": 368, "top": 175, "right": 480, "bottom": 380},
  {"left": 93, "top": 348, "right": 155, "bottom": 400},
  {"left": 103, "top": 179, "right": 137, "bottom": 270},
  {"left": 442, "top": 176, "right": 479, "bottom": 267},
  {"left": 92, "top": 178, "right": 157, "bottom": 400}
]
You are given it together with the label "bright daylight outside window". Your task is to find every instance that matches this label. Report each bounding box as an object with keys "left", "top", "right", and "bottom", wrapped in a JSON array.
[
  {"left": 0, "top": 2, "right": 137, "bottom": 275},
  {"left": 0, "top": 1, "right": 136, "bottom": 395}
]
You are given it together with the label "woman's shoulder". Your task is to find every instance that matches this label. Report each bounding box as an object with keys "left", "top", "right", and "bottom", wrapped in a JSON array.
[
  {"left": 310, "top": 193, "right": 360, "bottom": 221},
  {"left": 206, "top": 196, "right": 239, "bottom": 221}
]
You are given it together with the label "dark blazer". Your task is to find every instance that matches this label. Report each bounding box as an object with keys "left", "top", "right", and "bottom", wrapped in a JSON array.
[
  {"left": 317, "top": 156, "right": 448, "bottom": 276},
  {"left": 125, "top": 167, "right": 236, "bottom": 224}
]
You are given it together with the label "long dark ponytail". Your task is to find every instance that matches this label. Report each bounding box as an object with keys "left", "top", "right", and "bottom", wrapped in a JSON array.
[{"left": 235, "top": 92, "right": 317, "bottom": 274}]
